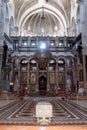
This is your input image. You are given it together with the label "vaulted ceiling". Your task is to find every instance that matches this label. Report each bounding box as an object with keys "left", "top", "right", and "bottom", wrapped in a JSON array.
[{"left": 9, "top": 0, "right": 74, "bottom": 36}]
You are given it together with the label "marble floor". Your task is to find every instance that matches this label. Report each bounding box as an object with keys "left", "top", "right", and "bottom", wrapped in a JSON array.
[
  {"left": 0, "top": 97, "right": 87, "bottom": 126},
  {"left": 0, "top": 125, "right": 87, "bottom": 130},
  {"left": 71, "top": 100, "right": 87, "bottom": 108},
  {"left": 0, "top": 97, "right": 87, "bottom": 109}
]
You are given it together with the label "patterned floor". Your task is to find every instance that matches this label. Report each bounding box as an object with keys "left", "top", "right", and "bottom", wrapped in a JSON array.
[{"left": 0, "top": 98, "right": 87, "bottom": 125}]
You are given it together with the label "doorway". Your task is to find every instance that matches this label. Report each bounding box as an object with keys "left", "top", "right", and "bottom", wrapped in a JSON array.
[{"left": 39, "top": 75, "right": 47, "bottom": 95}]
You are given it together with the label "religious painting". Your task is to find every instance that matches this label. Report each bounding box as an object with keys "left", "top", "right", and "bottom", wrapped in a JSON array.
[
  {"left": 21, "top": 72, "right": 27, "bottom": 84},
  {"left": 58, "top": 72, "right": 64, "bottom": 84},
  {"left": 30, "top": 72, "right": 36, "bottom": 84},
  {"left": 49, "top": 72, "right": 55, "bottom": 84}
]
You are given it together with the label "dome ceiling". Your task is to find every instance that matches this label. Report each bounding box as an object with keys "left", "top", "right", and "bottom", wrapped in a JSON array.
[
  {"left": 22, "top": 9, "right": 64, "bottom": 36},
  {"left": 12, "top": 0, "right": 71, "bottom": 36}
]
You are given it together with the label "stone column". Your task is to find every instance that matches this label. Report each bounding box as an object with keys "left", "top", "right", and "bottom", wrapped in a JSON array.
[
  {"left": 82, "top": 48, "right": 87, "bottom": 94},
  {"left": 27, "top": 59, "right": 29, "bottom": 91},
  {"left": 56, "top": 60, "right": 58, "bottom": 94},
  {"left": 81, "top": 0, "right": 87, "bottom": 48},
  {"left": 0, "top": 0, "right": 5, "bottom": 45},
  {"left": 83, "top": 54, "right": 86, "bottom": 81},
  {"left": 18, "top": 57, "right": 21, "bottom": 95},
  {"left": 0, "top": 0, "right": 5, "bottom": 93},
  {"left": 65, "top": 61, "right": 68, "bottom": 90},
  {"left": 47, "top": 64, "right": 50, "bottom": 91},
  {"left": 80, "top": 0, "right": 87, "bottom": 93},
  {"left": 36, "top": 64, "right": 39, "bottom": 92},
  {"left": 0, "top": 47, "right": 3, "bottom": 93},
  {"left": 72, "top": 59, "right": 77, "bottom": 92}
]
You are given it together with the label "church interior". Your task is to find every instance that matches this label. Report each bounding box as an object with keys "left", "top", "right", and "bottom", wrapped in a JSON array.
[{"left": 0, "top": 0, "right": 87, "bottom": 130}]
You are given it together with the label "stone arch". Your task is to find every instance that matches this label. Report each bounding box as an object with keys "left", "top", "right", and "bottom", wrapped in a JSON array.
[
  {"left": 19, "top": 56, "right": 28, "bottom": 62},
  {"left": 58, "top": 57, "right": 66, "bottom": 64}
]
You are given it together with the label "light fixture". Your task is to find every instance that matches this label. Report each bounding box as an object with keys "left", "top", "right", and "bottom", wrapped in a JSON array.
[
  {"left": 40, "top": 42, "right": 46, "bottom": 49},
  {"left": 32, "top": 43, "right": 36, "bottom": 46},
  {"left": 51, "top": 43, "right": 54, "bottom": 46},
  {"left": 59, "top": 42, "right": 62, "bottom": 46},
  {"left": 24, "top": 42, "right": 27, "bottom": 46}
]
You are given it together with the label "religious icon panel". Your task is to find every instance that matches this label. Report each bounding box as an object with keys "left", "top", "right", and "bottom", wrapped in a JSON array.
[
  {"left": 30, "top": 72, "right": 37, "bottom": 84},
  {"left": 49, "top": 72, "right": 55, "bottom": 84}
]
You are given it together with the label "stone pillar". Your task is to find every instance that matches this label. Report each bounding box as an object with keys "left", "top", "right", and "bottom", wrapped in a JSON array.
[
  {"left": 83, "top": 54, "right": 86, "bottom": 81},
  {"left": 0, "top": 47, "right": 3, "bottom": 93},
  {"left": 18, "top": 57, "right": 21, "bottom": 92},
  {"left": 36, "top": 63, "right": 39, "bottom": 92},
  {"left": 65, "top": 62, "right": 68, "bottom": 89},
  {"left": 47, "top": 64, "right": 50, "bottom": 91},
  {"left": 27, "top": 59, "right": 29, "bottom": 90},
  {"left": 0, "top": 0, "right": 5, "bottom": 93},
  {"left": 0, "top": 0, "right": 5, "bottom": 45},
  {"left": 72, "top": 59, "right": 77, "bottom": 92},
  {"left": 28, "top": 36, "right": 30, "bottom": 51},
  {"left": 56, "top": 60, "right": 58, "bottom": 93},
  {"left": 82, "top": 48, "right": 87, "bottom": 94},
  {"left": 80, "top": 0, "right": 87, "bottom": 93},
  {"left": 81, "top": 0, "right": 87, "bottom": 48},
  {"left": 64, "top": 36, "right": 67, "bottom": 46}
]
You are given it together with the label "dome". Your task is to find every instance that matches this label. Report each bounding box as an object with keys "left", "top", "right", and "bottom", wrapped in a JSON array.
[{"left": 21, "top": 7, "right": 64, "bottom": 36}]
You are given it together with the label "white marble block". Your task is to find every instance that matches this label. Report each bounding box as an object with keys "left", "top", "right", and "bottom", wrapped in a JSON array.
[{"left": 36, "top": 101, "right": 52, "bottom": 118}]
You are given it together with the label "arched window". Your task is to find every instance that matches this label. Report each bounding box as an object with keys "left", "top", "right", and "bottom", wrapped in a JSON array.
[
  {"left": 20, "top": 59, "right": 28, "bottom": 71},
  {"left": 49, "top": 59, "right": 56, "bottom": 70},
  {"left": 29, "top": 59, "right": 37, "bottom": 70}
]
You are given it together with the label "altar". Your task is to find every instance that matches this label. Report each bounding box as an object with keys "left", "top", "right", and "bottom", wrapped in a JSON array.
[{"left": 36, "top": 102, "right": 52, "bottom": 124}]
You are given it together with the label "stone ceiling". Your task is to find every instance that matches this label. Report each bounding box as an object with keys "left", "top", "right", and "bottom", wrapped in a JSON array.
[{"left": 12, "top": 0, "right": 72, "bottom": 36}]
